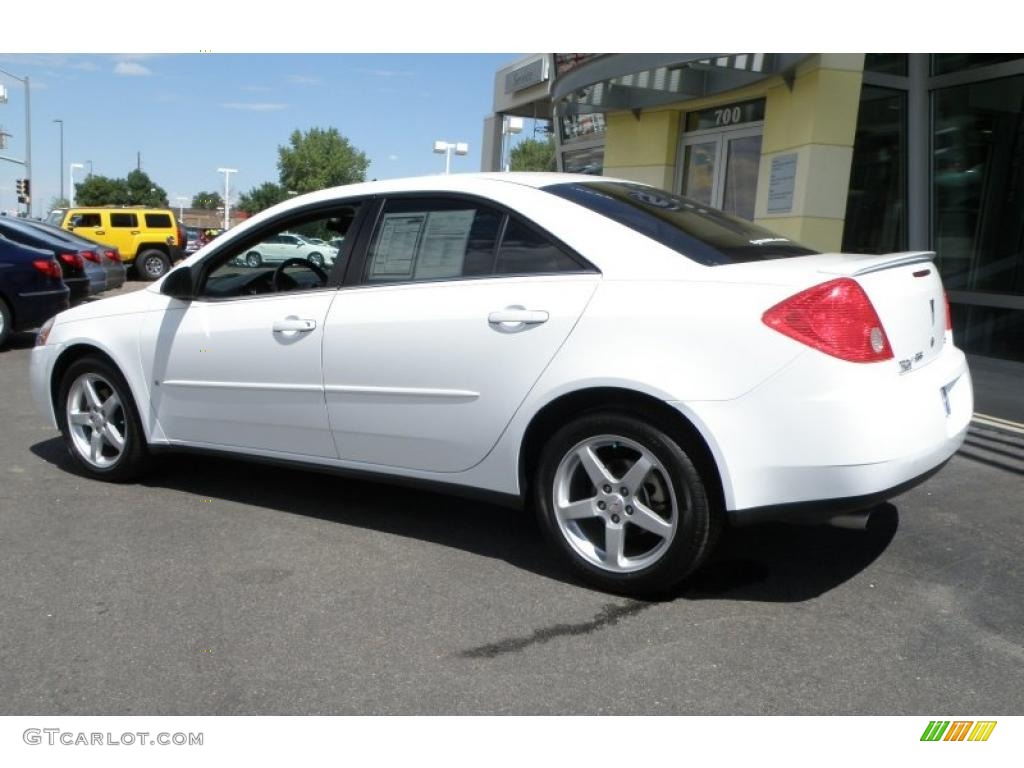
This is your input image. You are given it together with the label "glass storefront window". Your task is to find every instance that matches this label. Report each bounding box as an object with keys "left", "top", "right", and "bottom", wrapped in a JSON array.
[
  {"left": 932, "top": 54, "right": 1024, "bottom": 76},
  {"left": 560, "top": 112, "right": 606, "bottom": 142},
  {"left": 864, "top": 54, "right": 908, "bottom": 76},
  {"left": 934, "top": 75, "right": 1024, "bottom": 362},
  {"left": 562, "top": 145, "right": 604, "bottom": 175},
  {"left": 842, "top": 87, "right": 907, "bottom": 254}
]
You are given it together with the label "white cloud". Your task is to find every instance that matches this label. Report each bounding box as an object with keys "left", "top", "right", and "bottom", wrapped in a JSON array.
[
  {"left": 221, "top": 102, "right": 287, "bottom": 112},
  {"left": 114, "top": 61, "right": 152, "bottom": 76}
]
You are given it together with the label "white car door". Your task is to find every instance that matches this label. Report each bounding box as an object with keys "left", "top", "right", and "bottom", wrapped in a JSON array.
[
  {"left": 141, "top": 230, "right": 341, "bottom": 458},
  {"left": 322, "top": 197, "right": 599, "bottom": 473}
]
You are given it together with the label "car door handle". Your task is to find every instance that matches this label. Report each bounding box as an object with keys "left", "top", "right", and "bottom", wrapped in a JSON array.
[
  {"left": 130, "top": 230, "right": 141, "bottom": 235},
  {"left": 272, "top": 318, "right": 317, "bottom": 333},
  {"left": 95, "top": 230, "right": 106, "bottom": 235},
  {"left": 488, "top": 307, "right": 549, "bottom": 325}
]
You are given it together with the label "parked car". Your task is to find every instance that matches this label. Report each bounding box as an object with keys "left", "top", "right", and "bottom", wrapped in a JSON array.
[
  {"left": 0, "top": 216, "right": 93, "bottom": 304},
  {"left": 241, "top": 232, "right": 338, "bottom": 268},
  {"left": 185, "top": 227, "right": 202, "bottom": 255},
  {"left": 20, "top": 220, "right": 126, "bottom": 292},
  {"left": 0, "top": 234, "right": 69, "bottom": 348},
  {"left": 29, "top": 174, "right": 973, "bottom": 595},
  {"left": 48, "top": 206, "right": 185, "bottom": 280}
]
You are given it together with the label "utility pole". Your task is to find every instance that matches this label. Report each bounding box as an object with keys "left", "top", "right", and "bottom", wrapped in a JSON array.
[
  {"left": 53, "top": 119, "right": 64, "bottom": 201},
  {"left": 216, "top": 167, "right": 237, "bottom": 230},
  {"left": 137, "top": 151, "right": 141, "bottom": 171}
]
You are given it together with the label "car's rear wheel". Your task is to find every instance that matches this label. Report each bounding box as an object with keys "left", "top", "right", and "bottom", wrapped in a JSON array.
[
  {"left": 57, "top": 356, "right": 150, "bottom": 481},
  {"left": 0, "top": 298, "right": 11, "bottom": 348},
  {"left": 137, "top": 250, "right": 170, "bottom": 281},
  {"left": 246, "top": 251, "right": 262, "bottom": 268},
  {"left": 308, "top": 252, "right": 324, "bottom": 268},
  {"left": 534, "top": 411, "right": 721, "bottom": 596}
]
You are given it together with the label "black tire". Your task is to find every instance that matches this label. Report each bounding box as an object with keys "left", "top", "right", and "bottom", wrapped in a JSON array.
[
  {"left": 308, "top": 252, "right": 324, "bottom": 268},
  {"left": 0, "top": 297, "right": 11, "bottom": 348},
  {"left": 533, "top": 411, "right": 722, "bottom": 597},
  {"left": 137, "top": 250, "right": 170, "bottom": 281},
  {"left": 246, "top": 251, "right": 262, "bottom": 268},
  {"left": 56, "top": 355, "right": 150, "bottom": 482}
]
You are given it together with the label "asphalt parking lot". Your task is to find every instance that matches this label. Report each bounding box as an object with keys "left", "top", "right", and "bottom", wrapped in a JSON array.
[{"left": 1, "top": 283, "right": 1022, "bottom": 715}]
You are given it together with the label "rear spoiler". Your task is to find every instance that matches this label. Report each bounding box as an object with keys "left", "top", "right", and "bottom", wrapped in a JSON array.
[{"left": 817, "top": 251, "right": 936, "bottom": 278}]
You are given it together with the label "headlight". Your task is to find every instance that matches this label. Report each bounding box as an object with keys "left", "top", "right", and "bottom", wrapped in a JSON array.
[{"left": 36, "top": 317, "right": 55, "bottom": 346}]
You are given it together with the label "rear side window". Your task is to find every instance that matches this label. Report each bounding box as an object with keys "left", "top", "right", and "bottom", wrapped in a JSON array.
[
  {"left": 364, "top": 198, "right": 502, "bottom": 283},
  {"left": 145, "top": 213, "right": 173, "bottom": 228},
  {"left": 543, "top": 181, "right": 818, "bottom": 265},
  {"left": 70, "top": 212, "right": 102, "bottom": 228},
  {"left": 110, "top": 213, "right": 138, "bottom": 228},
  {"left": 496, "top": 218, "right": 583, "bottom": 275}
]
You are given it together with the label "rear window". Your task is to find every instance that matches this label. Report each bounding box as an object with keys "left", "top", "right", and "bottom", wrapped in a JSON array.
[
  {"left": 110, "top": 213, "right": 138, "bottom": 228},
  {"left": 145, "top": 213, "right": 173, "bottom": 229},
  {"left": 543, "top": 181, "right": 818, "bottom": 266}
]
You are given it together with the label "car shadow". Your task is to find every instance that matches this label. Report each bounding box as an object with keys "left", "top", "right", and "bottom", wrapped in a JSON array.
[{"left": 29, "top": 437, "right": 898, "bottom": 603}]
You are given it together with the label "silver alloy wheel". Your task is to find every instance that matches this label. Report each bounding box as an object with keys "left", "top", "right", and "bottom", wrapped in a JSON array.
[
  {"left": 246, "top": 252, "right": 261, "bottom": 268},
  {"left": 143, "top": 254, "right": 166, "bottom": 278},
  {"left": 309, "top": 252, "right": 324, "bottom": 267},
  {"left": 66, "top": 372, "right": 127, "bottom": 469},
  {"left": 552, "top": 434, "right": 682, "bottom": 573}
]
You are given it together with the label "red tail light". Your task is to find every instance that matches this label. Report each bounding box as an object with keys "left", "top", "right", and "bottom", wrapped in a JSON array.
[
  {"left": 105, "top": 249, "right": 121, "bottom": 262},
  {"left": 81, "top": 250, "right": 100, "bottom": 263},
  {"left": 944, "top": 290, "right": 952, "bottom": 331},
  {"left": 32, "top": 259, "right": 63, "bottom": 279},
  {"left": 58, "top": 252, "right": 84, "bottom": 269},
  {"left": 762, "top": 277, "right": 893, "bottom": 363}
]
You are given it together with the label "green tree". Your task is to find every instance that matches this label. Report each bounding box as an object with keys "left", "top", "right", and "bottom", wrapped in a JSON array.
[
  {"left": 192, "top": 190, "right": 224, "bottom": 209},
  {"left": 73, "top": 170, "right": 168, "bottom": 207},
  {"left": 125, "top": 169, "right": 168, "bottom": 206},
  {"left": 278, "top": 127, "right": 369, "bottom": 194},
  {"left": 509, "top": 137, "right": 557, "bottom": 172},
  {"left": 75, "top": 174, "right": 129, "bottom": 206},
  {"left": 237, "top": 182, "right": 290, "bottom": 215}
]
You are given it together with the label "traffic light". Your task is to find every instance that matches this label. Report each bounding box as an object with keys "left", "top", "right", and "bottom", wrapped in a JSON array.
[{"left": 16, "top": 178, "right": 30, "bottom": 204}]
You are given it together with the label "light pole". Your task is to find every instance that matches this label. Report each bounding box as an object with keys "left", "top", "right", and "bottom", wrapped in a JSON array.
[
  {"left": 175, "top": 196, "right": 188, "bottom": 222},
  {"left": 68, "top": 163, "right": 83, "bottom": 207},
  {"left": 432, "top": 140, "right": 468, "bottom": 174},
  {"left": 0, "top": 67, "right": 32, "bottom": 217},
  {"left": 53, "top": 119, "right": 64, "bottom": 201},
  {"left": 216, "top": 167, "right": 237, "bottom": 230},
  {"left": 501, "top": 116, "right": 523, "bottom": 172}
]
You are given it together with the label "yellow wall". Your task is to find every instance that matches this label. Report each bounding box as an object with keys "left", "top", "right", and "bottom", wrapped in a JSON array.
[{"left": 600, "top": 54, "right": 865, "bottom": 252}]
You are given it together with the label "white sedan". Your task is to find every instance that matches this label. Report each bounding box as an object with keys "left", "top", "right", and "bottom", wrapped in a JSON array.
[
  {"left": 29, "top": 173, "right": 972, "bottom": 595},
  {"left": 241, "top": 232, "right": 338, "bottom": 268}
]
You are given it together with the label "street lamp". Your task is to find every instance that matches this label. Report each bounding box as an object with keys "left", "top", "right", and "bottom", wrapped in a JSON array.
[
  {"left": 501, "top": 116, "right": 523, "bottom": 172},
  {"left": 53, "top": 119, "right": 64, "bottom": 201},
  {"left": 175, "top": 196, "right": 188, "bottom": 221},
  {"left": 216, "top": 167, "right": 237, "bottom": 230},
  {"left": 433, "top": 140, "right": 468, "bottom": 175},
  {"left": 0, "top": 66, "right": 32, "bottom": 216},
  {"left": 68, "top": 163, "right": 84, "bottom": 207}
]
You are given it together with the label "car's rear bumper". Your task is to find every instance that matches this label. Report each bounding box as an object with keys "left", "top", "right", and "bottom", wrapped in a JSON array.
[{"left": 676, "top": 339, "right": 972, "bottom": 522}]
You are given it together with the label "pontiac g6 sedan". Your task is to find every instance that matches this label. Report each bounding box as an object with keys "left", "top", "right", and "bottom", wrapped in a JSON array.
[{"left": 30, "top": 174, "right": 973, "bottom": 595}]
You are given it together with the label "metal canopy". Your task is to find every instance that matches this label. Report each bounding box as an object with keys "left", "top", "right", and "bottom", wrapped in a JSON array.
[{"left": 553, "top": 53, "right": 811, "bottom": 115}]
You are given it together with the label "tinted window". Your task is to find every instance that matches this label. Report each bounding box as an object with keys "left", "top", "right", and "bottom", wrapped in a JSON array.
[
  {"left": 110, "top": 213, "right": 137, "bottom": 228},
  {"left": 364, "top": 198, "right": 501, "bottom": 283},
  {"left": 544, "top": 181, "right": 817, "bottom": 266},
  {"left": 496, "top": 218, "right": 583, "bottom": 275},
  {"left": 70, "top": 213, "right": 102, "bottom": 228},
  {"left": 145, "top": 213, "right": 173, "bottom": 228}
]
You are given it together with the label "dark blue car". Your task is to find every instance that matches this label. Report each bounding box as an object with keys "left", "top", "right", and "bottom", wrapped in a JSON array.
[
  {"left": 0, "top": 216, "right": 93, "bottom": 303},
  {"left": 0, "top": 234, "right": 70, "bottom": 348}
]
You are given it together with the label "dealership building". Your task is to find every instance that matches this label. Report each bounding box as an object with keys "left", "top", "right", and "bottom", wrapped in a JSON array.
[{"left": 483, "top": 54, "right": 1024, "bottom": 368}]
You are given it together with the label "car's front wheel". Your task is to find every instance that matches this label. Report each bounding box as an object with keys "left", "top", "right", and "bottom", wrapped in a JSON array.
[
  {"left": 308, "top": 252, "right": 324, "bottom": 268},
  {"left": 57, "top": 356, "right": 150, "bottom": 481},
  {"left": 137, "top": 250, "right": 170, "bottom": 281},
  {"left": 246, "top": 251, "right": 262, "bottom": 268},
  {"left": 534, "top": 411, "right": 721, "bottom": 596}
]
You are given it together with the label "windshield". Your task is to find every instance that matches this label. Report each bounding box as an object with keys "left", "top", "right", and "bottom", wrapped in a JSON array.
[{"left": 543, "top": 181, "right": 818, "bottom": 266}]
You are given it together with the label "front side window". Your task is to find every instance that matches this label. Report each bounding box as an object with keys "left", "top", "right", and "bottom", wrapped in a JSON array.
[
  {"left": 70, "top": 212, "right": 102, "bottom": 228},
  {"left": 544, "top": 181, "right": 817, "bottom": 265},
  {"left": 145, "top": 213, "right": 173, "bottom": 229},
  {"left": 110, "top": 213, "right": 137, "bottom": 228},
  {"left": 199, "top": 204, "right": 363, "bottom": 299},
  {"left": 363, "top": 199, "right": 502, "bottom": 284}
]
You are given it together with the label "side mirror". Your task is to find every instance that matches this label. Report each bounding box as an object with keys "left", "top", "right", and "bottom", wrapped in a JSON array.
[{"left": 161, "top": 266, "right": 194, "bottom": 301}]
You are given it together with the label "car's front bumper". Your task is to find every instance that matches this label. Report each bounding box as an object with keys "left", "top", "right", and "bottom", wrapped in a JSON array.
[
  {"left": 677, "top": 340, "right": 973, "bottom": 522},
  {"left": 30, "top": 341, "right": 63, "bottom": 430}
]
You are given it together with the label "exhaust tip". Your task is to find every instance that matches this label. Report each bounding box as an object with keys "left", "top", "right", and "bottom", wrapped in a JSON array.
[{"left": 827, "top": 510, "right": 873, "bottom": 530}]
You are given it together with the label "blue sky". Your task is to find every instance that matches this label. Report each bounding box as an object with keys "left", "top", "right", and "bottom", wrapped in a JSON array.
[{"left": 0, "top": 53, "right": 541, "bottom": 215}]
